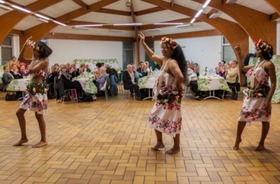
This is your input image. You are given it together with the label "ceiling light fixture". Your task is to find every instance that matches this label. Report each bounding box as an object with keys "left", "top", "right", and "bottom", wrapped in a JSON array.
[
  {"left": 0, "top": 0, "right": 5, "bottom": 3},
  {"left": 202, "top": 0, "right": 211, "bottom": 8},
  {"left": 0, "top": 4, "right": 12, "bottom": 10},
  {"left": 176, "top": 23, "right": 192, "bottom": 28},
  {"left": 75, "top": 24, "right": 103, "bottom": 27},
  {"left": 190, "top": 18, "right": 196, "bottom": 24},
  {"left": 11, "top": 4, "right": 31, "bottom": 13},
  {"left": 194, "top": 9, "right": 203, "bottom": 18},
  {"left": 113, "top": 23, "right": 142, "bottom": 26},
  {"left": 153, "top": 22, "right": 184, "bottom": 26},
  {"left": 52, "top": 20, "right": 67, "bottom": 26},
  {"left": 35, "top": 13, "right": 50, "bottom": 21}
]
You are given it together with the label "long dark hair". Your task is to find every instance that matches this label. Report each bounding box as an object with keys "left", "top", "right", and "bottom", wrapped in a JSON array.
[
  {"left": 170, "top": 45, "right": 187, "bottom": 83},
  {"left": 35, "top": 41, "right": 52, "bottom": 59}
]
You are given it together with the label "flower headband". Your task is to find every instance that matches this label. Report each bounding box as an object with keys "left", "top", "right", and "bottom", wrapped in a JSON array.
[
  {"left": 254, "top": 39, "right": 272, "bottom": 53},
  {"left": 29, "top": 40, "right": 40, "bottom": 51},
  {"left": 160, "top": 36, "right": 178, "bottom": 50}
]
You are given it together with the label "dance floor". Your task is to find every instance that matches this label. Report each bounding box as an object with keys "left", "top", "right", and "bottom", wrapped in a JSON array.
[{"left": 0, "top": 93, "right": 280, "bottom": 184}]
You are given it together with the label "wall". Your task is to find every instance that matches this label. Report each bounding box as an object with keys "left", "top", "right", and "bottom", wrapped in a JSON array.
[
  {"left": 47, "top": 39, "right": 123, "bottom": 69},
  {"left": 153, "top": 35, "right": 223, "bottom": 73}
]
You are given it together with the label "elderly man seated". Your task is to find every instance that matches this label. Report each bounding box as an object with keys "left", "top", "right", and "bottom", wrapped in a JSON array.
[
  {"left": 95, "top": 66, "right": 109, "bottom": 96},
  {"left": 123, "top": 64, "right": 142, "bottom": 100}
]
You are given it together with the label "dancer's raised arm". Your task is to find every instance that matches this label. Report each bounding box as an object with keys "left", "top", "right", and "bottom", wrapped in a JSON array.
[{"left": 138, "top": 32, "right": 163, "bottom": 65}]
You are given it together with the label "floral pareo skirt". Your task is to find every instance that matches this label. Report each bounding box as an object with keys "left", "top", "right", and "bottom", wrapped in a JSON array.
[
  {"left": 19, "top": 93, "right": 48, "bottom": 114},
  {"left": 149, "top": 102, "right": 182, "bottom": 137},
  {"left": 238, "top": 90, "right": 271, "bottom": 122}
]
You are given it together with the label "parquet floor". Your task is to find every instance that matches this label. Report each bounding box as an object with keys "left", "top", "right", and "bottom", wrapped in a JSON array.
[{"left": 0, "top": 94, "right": 280, "bottom": 184}]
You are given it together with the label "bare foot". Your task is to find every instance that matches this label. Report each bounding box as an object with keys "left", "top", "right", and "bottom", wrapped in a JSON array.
[
  {"left": 151, "top": 143, "right": 165, "bottom": 151},
  {"left": 32, "top": 141, "right": 47, "bottom": 148},
  {"left": 255, "top": 144, "right": 265, "bottom": 151},
  {"left": 166, "top": 147, "right": 180, "bottom": 155},
  {"left": 13, "top": 139, "right": 28, "bottom": 146},
  {"left": 233, "top": 139, "right": 242, "bottom": 150}
]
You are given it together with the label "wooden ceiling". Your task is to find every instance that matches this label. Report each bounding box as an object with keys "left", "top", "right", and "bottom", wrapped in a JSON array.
[{"left": 0, "top": 0, "right": 279, "bottom": 58}]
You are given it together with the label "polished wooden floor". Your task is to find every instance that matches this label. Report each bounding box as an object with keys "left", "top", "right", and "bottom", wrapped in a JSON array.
[{"left": 0, "top": 93, "right": 280, "bottom": 184}]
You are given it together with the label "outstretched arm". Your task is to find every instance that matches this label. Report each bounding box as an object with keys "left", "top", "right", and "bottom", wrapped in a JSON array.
[
  {"left": 138, "top": 32, "right": 163, "bottom": 65},
  {"left": 234, "top": 44, "right": 254, "bottom": 72},
  {"left": 18, "top": 36, "right": 33, "bottom": 63}
]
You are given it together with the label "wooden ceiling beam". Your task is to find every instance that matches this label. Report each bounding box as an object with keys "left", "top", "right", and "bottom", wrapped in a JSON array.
[
  {"left": 141, "top": 0, "right": 249, "bottom": 84},
  {"left": 135, "top": 7, "right": 164, "bottom": 16},
  {"left": 96, "top": 8, "right": 131, "bottom": 16},
  {"left": 139, "top": 18, "right": 195, "bottom": 30},
  {"left": 0, "top": 0, "right": 63, "bottom": 44},
  {"left": 44, "top": 32, "right": 134, "bottom": 42},
  {"left": 68, "top": 21, "right": 134, "bottom": 31},
  {"left": 19, "top": 0, "right": 119, "bottom": 57},
  {"left": 72, "top": 0, "right": 89, "bottom": 10},
  {"left": 193, "top": 0, "right": 277, "bottom": 52},
  {"left": 270, "top": 12, "right": 280, "bottom": 21},
  {"left": 265, "top": 0, "right": 280, "bottom": 15}
]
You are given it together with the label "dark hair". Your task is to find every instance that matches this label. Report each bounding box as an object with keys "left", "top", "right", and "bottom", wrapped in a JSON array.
[
  {"left": 35, "top": 41, "right": 52, "bottom": 58},
  {"left": 96, "top": 63, "right": 102, "bottom": 68},
  {"left": 261, "top": 48, "right": 274, "bottom": 60},
  {"left": 170, "top": 45, "right": 187, "bottom": 83}
]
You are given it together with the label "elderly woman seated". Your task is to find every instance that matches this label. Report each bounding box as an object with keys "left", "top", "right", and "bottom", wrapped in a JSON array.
[
  {"left": 123, "top": 64, "right": 142, "bottom": 100},
  {"left": 95, "top": 66, "right": 109, "bottom": 96}
]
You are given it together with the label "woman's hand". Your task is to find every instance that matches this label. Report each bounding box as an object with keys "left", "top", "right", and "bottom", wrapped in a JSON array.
[
  {"left": 263, "top": 99, "right": 271, "bottom": 111},
  {"left": 138, "top": 32, "right": 145, "bottom": 42},
  {"left": 234, "top": 44, "right": 241, "bottom": 54}
]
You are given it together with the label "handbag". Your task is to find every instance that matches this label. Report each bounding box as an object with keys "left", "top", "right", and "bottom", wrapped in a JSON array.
[{"left": 5, "top": 93, "right": 18, "bottom": 101}]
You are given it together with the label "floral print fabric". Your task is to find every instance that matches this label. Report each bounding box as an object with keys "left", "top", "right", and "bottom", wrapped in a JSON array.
[
  {"left": 19, "top": 92, "right": 48, "bottom": 114},
  {"left": 239, "top": 66, "right": 270, "bottom": 122},
  {"left": 149, "top": 73, "right": 182, "bottom": 137}
]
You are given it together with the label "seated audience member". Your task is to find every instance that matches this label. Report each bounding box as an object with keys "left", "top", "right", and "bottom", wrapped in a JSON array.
[
  {"left": 8, "top": 56, "right": 20, "bottom": 69},
  {"left": 2, "top": 66, "right": 14, "bottom": 86},
  {"left": 57, "top": 65, "right": 85, "bottom": 102},
  {"left": 19, "top": 65, "right": 28, "bottom": 77},
  {"left": 226, "top": 60, "right": 239, "bottom": 100},
  {"left": 10, "top": 64, "right": 23, "bottom": 79},
  {"left": 145, "top": 61, "right": 151, "bottom": 73},
  {"left": 187, "top": 66, "right": 200, "bottom": 99},
  {"left": 95, "top": 66, "right": 109, "bottom": 96},
  {"left": 215, "top": 60, "right": 226, "bottom": 78},
  {"left": 194, "top": 63, "right": 200, "bottom": 77},
  {"left": 85, "top": 64, "right": 91, "bottom": 72},
  {"left": 46, "top": 65, "right": 59, "bottom": 98},
  {"left": 137, "top": 61, "right": 148, "bottom": 77},
  {"left": 123, "top": 64, "right": 142, "bottom": 100},
  {"left": 73, "top": 63, "right": 85, "bottom": 77},
  {"left": 106, "top": 68, "right": 118, "bottom": 96}
]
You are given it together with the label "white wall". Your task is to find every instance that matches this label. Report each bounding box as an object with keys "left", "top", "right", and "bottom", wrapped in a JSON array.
[
  {"left": 153, "top": 35, "right": 223, "bottom": 73},
  {"left": 47, "top": 39, "right": 123, "bottom": 69}
]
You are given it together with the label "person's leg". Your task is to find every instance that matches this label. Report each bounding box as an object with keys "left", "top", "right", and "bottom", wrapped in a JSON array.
[
  {"left": 151, "top": 129, "right": 165, "bottom": 150},
  {"left": 166, "top": 134, "right": 180, "bottom": 154},
  {"left": 255, "top": 122, "right": 270, "bottom": 151},
  {"left": 233, "top": 121, "right": 246, "bottom": 150},
  {"left": 32, "top": 112, "right": 47, "bottom": 148},
  {"left": 14, "top": 108, "right": 28, "bottom": 146}
]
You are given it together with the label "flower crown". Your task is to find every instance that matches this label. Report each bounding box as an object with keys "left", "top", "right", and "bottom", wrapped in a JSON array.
[
  {"left": 29, "top": 40, "right": 40, "bottom": 51},
  {"left": 160, "top": 37, "right": 178, "bottom": 50},
  {"left": 254, "top": 39, "right": 272, "bottom": 53}
]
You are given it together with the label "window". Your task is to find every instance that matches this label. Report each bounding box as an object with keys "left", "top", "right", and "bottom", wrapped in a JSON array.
[
  {"left": 122, "top": 42, "right": 134, "bottom": 69},
  {"left": 222, "top": 36, "right": 235, "bottom": 63},
  {"left": 1, "top": 35, "right": 13, "bottom": 65}
]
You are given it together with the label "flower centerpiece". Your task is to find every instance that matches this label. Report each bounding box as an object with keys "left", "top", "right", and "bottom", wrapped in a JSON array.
[{"left": 26, "top": 83, "right": 48, "bottom": 96}]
